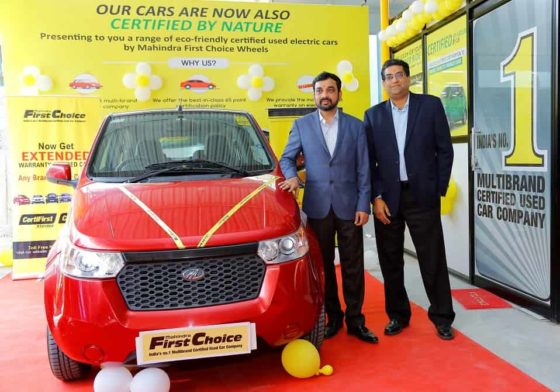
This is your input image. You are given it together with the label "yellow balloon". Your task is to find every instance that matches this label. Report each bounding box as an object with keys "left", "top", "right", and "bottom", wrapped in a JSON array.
[
  {"left": 317, "top": 365, "right": 334, "bottom": 376},
  {"left": 281, "top": 339, "right": 320, "bottom": 379},
  {"left": 409, "top": 17, "right": 423, "bottom": 30},
  {"left": 434, "top": 9, "right": 447, "bottom": 20},
  {"left": 446, "top": 179, "right": 458, "bottom": 201},
  {"left": 441, "top": 197, "right": 452, "bottom": 215}
]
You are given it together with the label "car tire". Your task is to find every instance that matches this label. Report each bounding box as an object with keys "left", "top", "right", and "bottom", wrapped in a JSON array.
[
  {"left": 185, "top": 85, "right": 191, "bottom": 89},
  {"left": 302, "top": 305, "right": 325, "bottom": 350},
  {"left": 47, "top": 327, "right": 91, "bottom": 381}
]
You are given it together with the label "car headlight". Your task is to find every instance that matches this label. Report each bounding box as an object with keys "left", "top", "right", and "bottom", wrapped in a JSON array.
[
  {"left": 59, "top": 237, "right": 124, "bottom": 278},
  {"left": 257, "top": 226, "right": 309, "bottom": 264}
]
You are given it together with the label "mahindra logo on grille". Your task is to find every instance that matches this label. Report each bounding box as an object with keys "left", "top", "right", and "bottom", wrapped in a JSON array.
[{"left": 182, "top": 268, "right": 205, "bottom": 282}]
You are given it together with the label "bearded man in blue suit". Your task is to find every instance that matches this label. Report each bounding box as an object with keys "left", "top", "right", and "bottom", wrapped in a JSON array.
[
  {"left": 364, "top": 59, "right": 456, "bottom": 340},
  {"left": 279, "top": 72, "right": 378, "bottom": 344}
]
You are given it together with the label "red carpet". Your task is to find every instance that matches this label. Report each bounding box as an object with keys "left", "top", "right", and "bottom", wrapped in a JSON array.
[
  {"left": 0, "top": 272, "right": 548, "bottom": 391},
  {"left": 452, "top": 288, "right": 513, "bottom": 310}
]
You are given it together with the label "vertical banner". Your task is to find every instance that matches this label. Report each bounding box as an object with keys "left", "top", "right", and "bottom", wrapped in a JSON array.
[
  {"left": 394, "top": 39, "right": 424, "bottom": 94},
  {"left": 427, "top": 16, "right": 467, "bottom": 138},
  {"left": 473, "top": 0, "right": 552, "bottom": 301},
  {"left": 7, "top": 96, "right": 100, "bottom": 279}
]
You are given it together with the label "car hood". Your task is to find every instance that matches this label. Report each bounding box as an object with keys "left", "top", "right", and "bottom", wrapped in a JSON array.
[{"left": 69, "top": 175, "right": 300, "bottom": 251}]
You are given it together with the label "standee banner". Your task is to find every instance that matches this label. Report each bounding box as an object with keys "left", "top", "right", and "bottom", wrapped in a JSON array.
[
  {"left": 7, "top": 96, "right": 100, "bottom": 279},
  {"left": 473, "top": 0, "right": 552, "bottom": 301},
  {"left": 427, "top": 16, "right": 467, "bottom": 139}
]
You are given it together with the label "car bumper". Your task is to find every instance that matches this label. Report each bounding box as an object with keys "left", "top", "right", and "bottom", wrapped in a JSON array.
[{"left": 44, "top": 253, "right": 323, "bottom": 365}]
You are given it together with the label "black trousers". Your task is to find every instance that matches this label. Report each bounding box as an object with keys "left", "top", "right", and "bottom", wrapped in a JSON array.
[
  {"left": 374, "top": 185, "right": 455, "bottom": 327},
  {"left": 308, "top": 208, "right": 365, "bottom": 328}
]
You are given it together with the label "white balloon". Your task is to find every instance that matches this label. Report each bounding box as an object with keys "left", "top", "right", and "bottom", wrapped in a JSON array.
[
  {"left": 123, "top": 73, "right": 136, "bottom": 88},
  {"left": 424, "top": 0, "right": 439, "bottom": 14},
  {"left": 386, "top": 25, "right": 396, "bottom": 38},
  {"left": 135, "top": 87, "right": 151, "bottom": 101},
  {"left": 248, "top": 64, "right": 264, "bottom": 77},
  {"left": 344, "top": 78, "right": 359, "bottom": 92},
  {"left": 237, "top": 74, "right": 250, "bottom": 89},
  {"left": 402, "top": 10, "right": 412, "bottom": 22},
  {"left": 149, "top": 75, "right": 162, "bottom": 90},
  {"left": 378, "top": 30, "right": 386, "bottom": 41},
  {"left": 262, "top": 76, "right": 275, "bottom": 92},
  {"left": 130, "top": 368, "right": 170, "bottom": 392},
  {"left": 396, "top": 19, "right": 406, "bottom": 33},
  {"left": 410, "top": 0, "right": 424, "bottom": 14},
  {"left": 136, "top": 62, "right": 152, "bottom": 75},
  {"left": 337, "top": 60, "right": 353, "bottom": 75},
  {"left": 21, "top": 86, "right": 38, "bottom": 96},
  {"left": 23, "top": 66, "right": 41, "bottom": 78},
  {"left": 37, "top": 75, "right": 53, "bottom": 92},
  {"left": 247, "top": 87, "right": 262, "bottom": 101},
  {"left": 93, "top": 366, "right": 133, "bottom": 392}
]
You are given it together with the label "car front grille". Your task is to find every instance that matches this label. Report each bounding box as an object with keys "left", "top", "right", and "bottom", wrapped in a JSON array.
[{"left": 116, "top": 251, "right": 265, "bottom": 311}]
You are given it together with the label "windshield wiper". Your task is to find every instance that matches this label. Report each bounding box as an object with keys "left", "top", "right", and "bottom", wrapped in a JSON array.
[
  {"left": 186, "top": 159, "right": 249, "bottom": 176},
  {"left": 125, "top": 159, "right": 248, "bottom": 183}
]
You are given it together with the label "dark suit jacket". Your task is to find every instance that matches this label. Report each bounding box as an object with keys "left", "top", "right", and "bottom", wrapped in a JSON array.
[
  {"left": 363, "top": 92, "right": 453, "bottom": 215},
  {"left": 280, "top": 110, "right": 371, "bottom": 220}
]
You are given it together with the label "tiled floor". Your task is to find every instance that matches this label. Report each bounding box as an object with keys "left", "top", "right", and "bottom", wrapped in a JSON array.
[{"left": 362, "top": 224, "right": 560, "bottom": 391}]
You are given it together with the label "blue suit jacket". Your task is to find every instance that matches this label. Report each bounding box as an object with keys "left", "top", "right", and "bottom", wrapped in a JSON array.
[
  {"left": 363, "top": 93, "right": 453, "bottom": 215},
  {"left": 279, "top": 110, "right": 371, "bottom": 220}
]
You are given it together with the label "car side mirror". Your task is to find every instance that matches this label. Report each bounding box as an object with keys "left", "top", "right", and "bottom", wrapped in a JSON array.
[{"left": 47, "top": 163, "right": 77, "bottom": 188}]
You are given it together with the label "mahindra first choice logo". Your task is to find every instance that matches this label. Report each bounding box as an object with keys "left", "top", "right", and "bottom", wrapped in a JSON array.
[{"left": 23, "top": 109, "right": 86, "bottom": 120}]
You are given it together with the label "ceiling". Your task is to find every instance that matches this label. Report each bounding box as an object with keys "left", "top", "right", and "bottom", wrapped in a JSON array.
[{"left": 270, "top": 0, "right": 411, "bottom": 34}]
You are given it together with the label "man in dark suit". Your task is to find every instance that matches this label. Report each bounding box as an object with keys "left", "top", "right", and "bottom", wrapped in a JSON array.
[
  {"left": 364, "top": 59, "right": 456, "bottom": 340},
  {"left": 279, "top": 71, "right": 378, "bottom": 343}
]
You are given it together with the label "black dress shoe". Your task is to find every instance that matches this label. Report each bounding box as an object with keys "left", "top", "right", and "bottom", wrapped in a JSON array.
[
  {"left": 347, "top": 325, "right": 379, "bottom": 344},
  {"left": 384, "top": 319, "right": 409, "bottom": 336},
  {"left": 324, "top": 319, "right": 343, "bottom": 339},
  {"left": 436, "top": 325, "right": 455, "bottom": 340}
]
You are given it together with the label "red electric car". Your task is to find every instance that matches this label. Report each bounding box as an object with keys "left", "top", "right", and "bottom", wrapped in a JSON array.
[{"left": 44, "top": 108, "right": 325, "bottom": 381}]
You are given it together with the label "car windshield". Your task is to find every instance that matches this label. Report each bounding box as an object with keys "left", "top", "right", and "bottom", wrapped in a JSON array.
[{"left": 88, "top": 110, "right": 274, "bottom": 180}]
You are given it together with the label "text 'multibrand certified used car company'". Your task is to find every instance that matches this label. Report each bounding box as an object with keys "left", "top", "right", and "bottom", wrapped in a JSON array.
[{"left": 44, "top": 108, "right": 325, "bottom": 381}]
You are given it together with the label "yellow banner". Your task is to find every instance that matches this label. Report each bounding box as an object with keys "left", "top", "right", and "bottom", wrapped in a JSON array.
[
  {"left": 136, "top": 322, "right": 256, "bottom": 365},
  {"left": 427, "top": 16, "right": 468, "bottom": 138},
  {"left": 0, "top": 0, "right": 370, "bottom": 133},
  {"left": 7, "top": 96, "right": 100, "bottom": 279}
]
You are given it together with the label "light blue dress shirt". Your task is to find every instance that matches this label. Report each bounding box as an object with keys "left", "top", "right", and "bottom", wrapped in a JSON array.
[
  {"left": 390, "top": 95, "right": 409, "bottom": 181},
  {"left": 319, "top": 109, "right": 339, "bottom": 157}
]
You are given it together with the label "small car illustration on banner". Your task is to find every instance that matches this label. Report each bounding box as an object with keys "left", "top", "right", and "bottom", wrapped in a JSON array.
[
  {"left": 46, "top": 193, "right": 59, "bottom": 203},
  {"left": 31, "top": 194, "right": 45, "bottom": 204},
  {"left": 59, "top": 193, "right": 72, "bottom": 203},
  {"left": 69, "top": 79, "right": 102, "bottom": 90},
  {"left": 13, "top": 194, "right": 30, "bottom": 205},
  {"left": 180, "top": 79, "right": 216, "bottom": 90}
]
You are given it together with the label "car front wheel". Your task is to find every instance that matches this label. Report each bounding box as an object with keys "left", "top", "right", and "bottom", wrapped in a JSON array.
[
  {"left": 47, "top": 327, "right": 91, "bottom": 381},
  {"left": 302, "top": 305, "right": 325, "bottom": 350}
]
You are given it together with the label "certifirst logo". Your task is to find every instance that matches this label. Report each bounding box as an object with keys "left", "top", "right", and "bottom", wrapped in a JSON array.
[
  {"left": 23, "top": 110, "right": 86, "bottom": 119},
  {"left": 19, "top": 213, "right": 57, "bottom": 225}
]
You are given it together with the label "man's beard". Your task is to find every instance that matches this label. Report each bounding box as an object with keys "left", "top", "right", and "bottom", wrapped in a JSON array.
[{"left": 316, "top": 98, "right": 338, "bottom": 111}]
